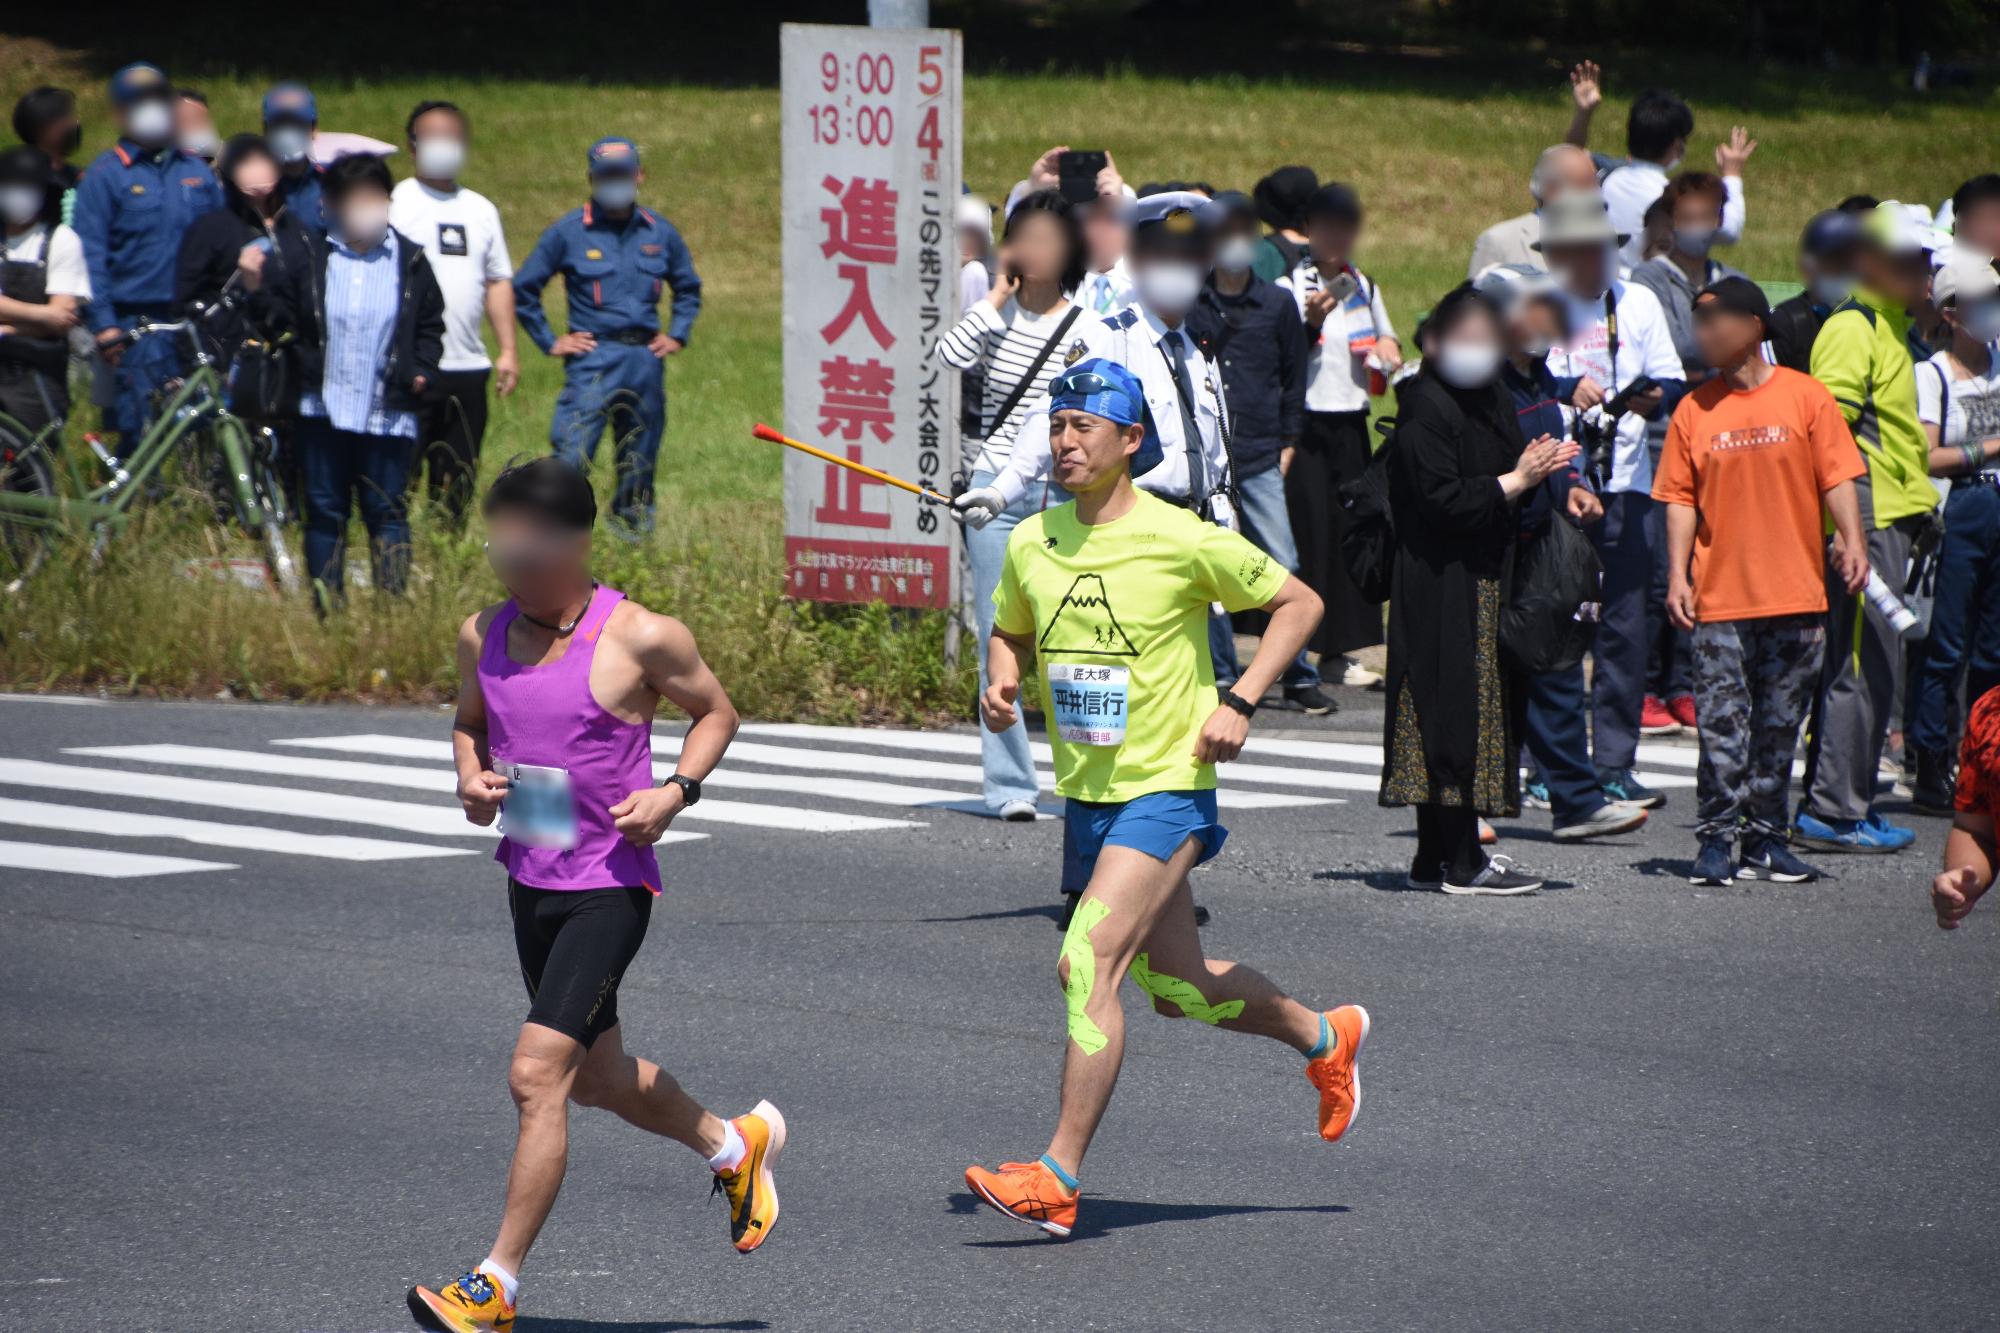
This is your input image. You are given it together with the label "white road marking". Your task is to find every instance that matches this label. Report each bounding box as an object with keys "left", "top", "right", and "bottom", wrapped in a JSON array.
[
  {"left": 0, "top": 797, "right": 474, "bottom": 862},
  {"left": 0, "top": 693, "right": 105, "bottom": 705},
  {"left": 0, "top": 838, "right": 232, "bottom": 878},
  {"left": 84, "top": 744, "right": 919, "bottom": 835}
]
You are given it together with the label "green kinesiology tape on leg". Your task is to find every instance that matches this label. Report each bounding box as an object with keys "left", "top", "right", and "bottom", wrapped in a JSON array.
[
  {"left": 1060, "top": 898, "right": 1112, "bottom": 1055},
  {"left": 1129, "top": 952, "right": 1244, "bottom": 1025}
]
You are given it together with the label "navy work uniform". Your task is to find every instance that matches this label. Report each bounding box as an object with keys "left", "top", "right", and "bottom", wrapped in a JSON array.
[
  {"left": 263, "top": 82, "right": 326, "bottom": 234},
  {"left": 72, "top": 62, "right": 223, "bottom": 441},
  {"left": 513, "top": 137, "right": 702, "bottom": 529}
]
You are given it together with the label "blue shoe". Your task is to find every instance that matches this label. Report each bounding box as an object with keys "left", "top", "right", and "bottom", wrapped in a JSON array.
[
  {"left": 1599, "top": 768, "right": 1666, "bottom": 809},
  {"left": 1523, "top": 777, "right": 1551, "bottom": 810},
  {"left": 1688, "top": 836, "right": 1736, "bottom": 885},
  {"left": 1793, "top": 810, "right": 1903, "bottom": 854},
  {"left": 1861, "top": 809, "right": 1916, "bottom": 850},
  {"left": 1739, "top": 836, "right": 1824, "bottom": 883}
]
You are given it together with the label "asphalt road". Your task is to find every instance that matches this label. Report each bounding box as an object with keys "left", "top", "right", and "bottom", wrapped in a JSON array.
[{"left": 0, "top": 692, "right": 1995, "bottom": 1332}]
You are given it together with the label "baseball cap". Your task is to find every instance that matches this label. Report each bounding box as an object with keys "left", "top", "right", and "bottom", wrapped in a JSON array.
[
  {"left": 587, "top": 137, "right": 640, "bottom": 176},
  {"left": 1693, "top": 275, "right": 1773, "bottom": 331},
  {"left": 1933, "top": 250, "right": 2000, "bottom": 305},
  {"left": 954, "top": 194, "right": 992, "bottom": 232},
  {"left": 109, "top": 62, "right": 172, "bottom": 108},
  {"left": 1472, "top": 261, "right": 1560, "bottom": 315},
  {"left": 1863, "top": 200, "right": 1935, "bottom": 254},
  {"left": 1127, "top": 189, "right": 1217, "bottom": 256},
  {"left": 262, "top": 82, "right": 318, "bottom": 125},
  {"left": 1800, "top": 209, "right": 1865, "bottom": 258}
]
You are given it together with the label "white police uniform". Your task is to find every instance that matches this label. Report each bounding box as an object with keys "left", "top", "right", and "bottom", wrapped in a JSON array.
[{"left": 981, "top": 192, "right": 1235, "bottom": 524}]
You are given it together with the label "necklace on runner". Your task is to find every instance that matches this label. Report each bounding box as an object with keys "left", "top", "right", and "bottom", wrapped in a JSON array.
[{"left": 519, "top": 583, "right": 597, "bottom": 635}]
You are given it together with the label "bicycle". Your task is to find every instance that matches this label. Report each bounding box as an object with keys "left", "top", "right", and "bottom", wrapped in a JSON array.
[{"left": 0, "top": 300, "right": 300, "bottom": 594}]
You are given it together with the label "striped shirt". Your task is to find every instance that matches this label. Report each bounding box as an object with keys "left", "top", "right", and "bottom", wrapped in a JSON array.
[
  {"left": 935, "top": 297, "right": 1080, "bottom": 474},
  {"left": 300, "top": 229, "right": 416, "bottom": 440}
]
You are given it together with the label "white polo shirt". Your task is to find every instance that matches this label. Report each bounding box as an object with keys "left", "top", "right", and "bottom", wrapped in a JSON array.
[{"left": 389, "top": 178, "right": 512, "bottom": 372}]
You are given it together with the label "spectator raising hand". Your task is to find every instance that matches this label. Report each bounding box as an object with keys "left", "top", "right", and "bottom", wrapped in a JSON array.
[
  {"left": 1565, "top": 60, "right": 1604, "bottom": 149},
  {"left": 1715, "top": 126, "right": 1757, "bottom": 178}
]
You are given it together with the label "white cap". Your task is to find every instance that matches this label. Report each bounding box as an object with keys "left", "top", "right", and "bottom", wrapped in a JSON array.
[
  {"left": 1934, "top": 249, "right": 2000, "bottom": 305},
  {"left": 955, "top": 194, "right": 992, "bottom": 231}
]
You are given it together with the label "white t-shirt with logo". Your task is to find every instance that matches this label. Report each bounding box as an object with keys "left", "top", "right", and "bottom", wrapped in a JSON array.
[
  {"left": 1917, "top": 347, "right": 2000, "bottom": 501},
  {"left": 389, "top": 178, "right": 512, "bottom": 372}
]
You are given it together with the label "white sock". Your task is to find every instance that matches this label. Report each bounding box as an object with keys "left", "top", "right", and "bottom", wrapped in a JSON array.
[
  {"left": 476, "top": 1259, "right": 518, "bottom": 1305},
  {"left": 707, "top": 1120, "right": 747, "bottom": 1173}
]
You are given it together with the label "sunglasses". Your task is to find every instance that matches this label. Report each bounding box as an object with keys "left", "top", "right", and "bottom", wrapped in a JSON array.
[{"left": 1051, "top": 370, "right": 1117, "bottom": 396}]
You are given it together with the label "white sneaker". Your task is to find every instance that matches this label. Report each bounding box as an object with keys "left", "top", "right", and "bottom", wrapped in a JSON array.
[
  {"left": 997, "top": 799, "right": 1039, "bottom": 822},
  {"left": 1338, "top": 656, "right": 1384, "bottom": 689},
  {"left": 1441, "top": 854, "right": 1543, "bottom": 896}
]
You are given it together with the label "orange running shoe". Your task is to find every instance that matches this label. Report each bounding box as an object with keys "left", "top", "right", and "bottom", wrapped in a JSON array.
[
  {"left": 406, "top": 1269, "right": 515, "bottom": 1333},
  {"left": 965, "top": 1157, "right": 1079, "bottom": 1237},
  {"left": 712, "top": 1099, "right": 786, "bottom": 1254},
  {"left": 1306, "top": 1004, "right": 1372, "bottom": 1142}
]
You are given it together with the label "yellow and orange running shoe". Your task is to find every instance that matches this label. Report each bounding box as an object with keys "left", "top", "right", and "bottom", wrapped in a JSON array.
[
  {"left": 1306, "top": 1004, "right": 1372, "bottom": 1142},
  {"left": 965, "top": 1157, "right": 1079, "bottom": 1238},
  {"left": 406, "top": 1269, "right": 515, "bottom": 1333},
  {"left": 712, "top": 1099, "right": 786, "bottom": 1254}
]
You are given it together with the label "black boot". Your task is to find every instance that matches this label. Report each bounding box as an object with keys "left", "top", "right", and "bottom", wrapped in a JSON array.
[{"left": 1912, "top": 747, "right": 1958, "bottom": 816}]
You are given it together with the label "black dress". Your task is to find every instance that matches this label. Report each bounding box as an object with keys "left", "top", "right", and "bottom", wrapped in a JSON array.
[
  {"left": 1377, "top": 370, "right": 1524, "bottom": 817},
  {"left": 1287, "top": 408, "right": 1384, "bottom": 657}
]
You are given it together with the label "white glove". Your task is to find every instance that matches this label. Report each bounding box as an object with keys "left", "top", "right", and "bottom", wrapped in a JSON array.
[{"left": 951, "top": 485, "right": 1004, "bottom": 529}]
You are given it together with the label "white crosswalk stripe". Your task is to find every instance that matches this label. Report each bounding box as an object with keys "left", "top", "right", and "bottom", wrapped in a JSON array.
[{"left": 0, "top": 716, "right": 1719, "bottom": 881}]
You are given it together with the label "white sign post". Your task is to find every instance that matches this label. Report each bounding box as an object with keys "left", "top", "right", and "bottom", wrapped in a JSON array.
[{"left": 780, "top": 23, "right": 962, "bottom": 610}]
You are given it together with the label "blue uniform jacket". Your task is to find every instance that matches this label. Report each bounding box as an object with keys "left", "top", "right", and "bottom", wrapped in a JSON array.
[
  {"left": 73, "top": 139, "right": 224, "bottom": 332},
  {"left": 277, "top": 164, "right": 326, "bottom": 233},
  {"left": 1501, "top": 355, "right": 1587, "bottom": 535},
  {"left": 513, "top": 203, "right": 702, "bottom": 354}
]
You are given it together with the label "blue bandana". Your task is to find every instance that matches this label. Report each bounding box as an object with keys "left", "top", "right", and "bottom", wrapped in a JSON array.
[{"left": 1047, "top": 359, "right": 1163, "bottom": 475}]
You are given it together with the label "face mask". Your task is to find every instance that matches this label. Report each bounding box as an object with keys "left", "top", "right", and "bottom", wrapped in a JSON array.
[
  {"left": 592, "top": 178, "right": 638, "bottom": 211},
  {"left": 1662, "top": 154, "right": 1684, "bottom": 173},
  {"left": 57, "top": 124, "right": 82, "bottom": 157},
  {"left": 267, "top": 124, "right": 312, "bottom": 164},
  {"left": 179, "top": 129, "right": 218, "bottom": 161},
  {"left": 414, "top": 137, "right": 465, "bottom": 181},
  {"left": 1810, "top": 274, "right": 1856, "bottom": 308},
  {"left": 341, "top": 201, "right": 391, "bottom": 248},
  {"left": 1673, "top": 225, "right": 1717, "bottom": 258},
  {"left": 1435, "top": 340, "right": 1504, "bottom": 389},
  {"left": 0, "top": 185, "right": 44, "bottom": 226},
  {"left": 125, "top": 99, "right": 174, "bottom": 146},
  {"left": 1135, "top": 260, "right": 1204, "bottom": 316},
  {"left": 1963, "top": 301, "right": 2000, "bottom": 344},
  {"left": 1215, "top": 235, "right": 1259, "bottom": 274}
]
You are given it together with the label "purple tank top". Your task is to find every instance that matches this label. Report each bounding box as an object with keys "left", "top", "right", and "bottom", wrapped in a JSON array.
[{"left": 479, "top": 584, "right": 661, "bottom": 894}]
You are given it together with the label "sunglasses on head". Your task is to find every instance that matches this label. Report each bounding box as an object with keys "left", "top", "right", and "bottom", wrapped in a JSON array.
[{"left": 1051, "top": 370, "right": 1117, "bottom": 396}]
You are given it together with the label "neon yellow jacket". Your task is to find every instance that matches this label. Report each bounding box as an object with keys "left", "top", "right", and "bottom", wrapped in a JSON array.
[{"left": 1808, "top": 286, "right": 1940, "bottom": 527}]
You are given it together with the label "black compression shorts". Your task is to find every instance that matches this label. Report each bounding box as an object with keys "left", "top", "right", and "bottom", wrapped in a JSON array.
[{"left": 509, "top": 880, "right": 653, "bottom": 1048}]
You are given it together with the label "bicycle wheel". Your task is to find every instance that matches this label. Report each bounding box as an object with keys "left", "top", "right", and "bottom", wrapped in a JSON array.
[
  {"left": 216, "top": 416, "right": 301, "bottom": 596},
  {"left": 0, "top": 441, "right": 55, "bottom": 585}
]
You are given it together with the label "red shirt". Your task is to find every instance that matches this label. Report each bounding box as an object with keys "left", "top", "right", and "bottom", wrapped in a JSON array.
[{"left": 1955, "top": 684, "right": 2000, "bottom": 821}]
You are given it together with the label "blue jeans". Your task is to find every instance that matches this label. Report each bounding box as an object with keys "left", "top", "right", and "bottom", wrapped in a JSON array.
[
  {"left": 105, "top": 304, "right": 182, "bottom": 441},
  {"left": 1226, "top": 465, "right": 1318, "bottom": 689},
  {"left": 1590, "top": 490, "right": 1653, "bottom": 773},
  {"left": 549, "top": 341, "right": 665, "bottom": 530},
  {"left": 1913, "top": 482, "right": 2000, "bottom": 752},
  {"left": 965, "top": 467, "right": 1061, "bottom": 809},
  {"left": 298, "top": 415, "right": 414, "bottom": 600}
]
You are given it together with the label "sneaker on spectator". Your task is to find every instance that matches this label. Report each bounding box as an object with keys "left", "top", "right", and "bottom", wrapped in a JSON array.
[
  {"left": 1522, "top": 777, "right": 1551, "bottom": 810},
  {"left": 1667, "top": 694, "right": 1697, "bottom": 730},
  {"left": 1687, "top": 836, "right": 1736, "bottom": 885},
  {"left": 1912, "top": 747, "right": 1958, "bottom": 816},
  {"left": 1599, "top": 768, "right": 1666, "bottom": 809},
  {"left": 1640, "top": 695, "right": 1680, "bottom": 735},
  {"left": 1792, "top": 810, "right": 1903, "bottom": 853},
  {"left": 1738, "top": 836, "right": 1823, "bottom": 882},
  {"left": 1442, "top": 854, "right": 1542, "bottom": 896},
  {"left": 1285, "top": 683, "right": 1338, "bottom": 716},
  {"left": 1553, "top": 801, "right": 1648, "bottom": 842},
  {"left": 1862, "top": 808, "right": 1916, "bottom": 849},
  {"left": 1338, "top": 656, "right": 1384, "bottom": 689}
]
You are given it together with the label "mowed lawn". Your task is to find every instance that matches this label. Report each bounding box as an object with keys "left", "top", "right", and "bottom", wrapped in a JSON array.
[{"left": 0, "top": 39, "right": 1991, "bottom": 708}]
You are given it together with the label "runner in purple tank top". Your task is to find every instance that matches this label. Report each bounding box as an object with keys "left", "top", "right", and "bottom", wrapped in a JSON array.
[{"left": 408, "top": 459, "right": 786, "bottom": 1333}]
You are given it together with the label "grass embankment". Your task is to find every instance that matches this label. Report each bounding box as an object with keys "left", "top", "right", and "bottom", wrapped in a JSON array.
[{"left": 0, "top": 42, "right": 1990, "bottom": 713}]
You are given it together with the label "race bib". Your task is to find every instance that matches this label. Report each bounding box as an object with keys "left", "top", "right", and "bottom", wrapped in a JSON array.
[
  {"left": 1047, "top": 663, "right": 1129, "bottom": 746},
  {"left": 499, "top": 763, "right": 577, "bottom": 850}
]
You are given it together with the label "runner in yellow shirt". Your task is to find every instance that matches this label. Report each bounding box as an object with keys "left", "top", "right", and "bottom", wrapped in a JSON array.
[{"left": 963, "top": 359, "right": 1374, "bottom": 1238}]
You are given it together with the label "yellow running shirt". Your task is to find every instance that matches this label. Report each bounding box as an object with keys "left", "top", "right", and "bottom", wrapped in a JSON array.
[{"left": 993, "top": 489, "right": 1283, "bottom": 802}]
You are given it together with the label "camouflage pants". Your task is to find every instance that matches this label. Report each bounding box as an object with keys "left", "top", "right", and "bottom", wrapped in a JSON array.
[{"left": 1692, "top": 614, "right": 1826, "bottom": 841}]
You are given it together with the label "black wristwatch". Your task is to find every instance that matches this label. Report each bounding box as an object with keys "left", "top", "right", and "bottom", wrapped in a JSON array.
[
  {"left": 1219, "top": 690, "right": 1257, "bottom": 719},
  {"left": 662, "top": 773, "right": 702, "bottom": 805}
]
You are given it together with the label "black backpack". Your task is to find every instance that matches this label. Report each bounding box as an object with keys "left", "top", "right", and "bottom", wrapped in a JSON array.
[
  {"left": 1337, "top": 418, "right": 1398, "bottom": 604},
  {"left": 1500, "top": 509, "right": 1603, "bottom": 674}
]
